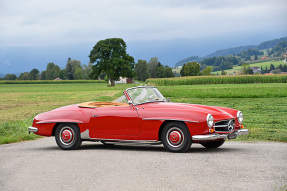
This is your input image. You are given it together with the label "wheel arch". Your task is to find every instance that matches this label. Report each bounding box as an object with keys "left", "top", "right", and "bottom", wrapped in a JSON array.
[
  {"left": 52, "top": 122, "right": 80, "bottom": 136},
  {"left": 158, "top": 120, "right": 188, "bottom": 141}
]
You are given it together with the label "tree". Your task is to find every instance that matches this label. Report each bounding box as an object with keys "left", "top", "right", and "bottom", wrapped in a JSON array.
[
  {"left": 270, "top": 64, "right": 275, "bottom": 71},
  {"left": 29, "top": 69, "right": 39, "bottom": 80},
  {"left": 74, "top": 67, "right": 83, "bottom": 79},
  {"left": 40, "top": 71, "right": 46, "bottom": 80},
  {"left": 66, "top": 59, "right": 82, "bottom": 80},
  {"left": 46, "top": 62, "right": 60, "bottom": 80},
  {"left": 180, "top": 62, "right": 200, "bottom": 76},
  {"left": 156, "top": 65, "right": 164, "bottom": 78},
  {"left": 243, "top": 65, "right": 254, "bottom": 74},
  {"left": 163, "top": 67, "right": 175, "bottom": 78},
  {"left": 221, "top": 70, "right": 227, "bottom": 75},
  {"left": 255, "top": 55, "right": 258, "bottom": 60},
  {"left": 147, "top": 57, "right": 160, "bottom": 78},
  {"left": 202, "top": 66, "right": 212, "bottom": 76},
  {"left": 135, "top": 60, "right": 148, "bottom": 81},
  {"left": 59, "top": 69, "right": 68, "bottom": 80},
  {"left": 89, "top": 38, "right": 135, "bottom": 86},
  {"left": 18, "top": 72, "right": 30, "bottom": 80},
  {"left": 4, "top": 74, "right": 17, "bottom": 80},
  {"left": 82, "top": 63, "right": 93, "bottom": 80}
]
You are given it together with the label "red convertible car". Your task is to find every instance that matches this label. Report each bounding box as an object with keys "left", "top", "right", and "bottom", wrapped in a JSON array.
[{"left": 28, "top": 86, "right": 248, "bottom": 152}]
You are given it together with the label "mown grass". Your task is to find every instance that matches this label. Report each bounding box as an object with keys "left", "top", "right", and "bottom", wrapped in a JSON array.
[{"left": 0, "top": 83, "right": 286, "bottom": 144}]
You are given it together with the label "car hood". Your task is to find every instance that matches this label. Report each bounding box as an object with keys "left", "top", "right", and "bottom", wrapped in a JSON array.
[{"left": 143, "top": 102, "right": 235, "bottom": 120}]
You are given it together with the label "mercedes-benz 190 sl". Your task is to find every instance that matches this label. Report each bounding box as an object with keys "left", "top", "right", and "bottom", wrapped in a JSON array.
[{"left": 28, "top": 86, "right": 248, "bottom": 152}]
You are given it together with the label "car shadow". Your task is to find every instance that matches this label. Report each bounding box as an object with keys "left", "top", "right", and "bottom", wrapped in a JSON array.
[
  {"left": 31, "top": 142, "right": 243, "bottom": 153},
  {"left": 78, "top": 143, "right": 242, "bottom": 153}
]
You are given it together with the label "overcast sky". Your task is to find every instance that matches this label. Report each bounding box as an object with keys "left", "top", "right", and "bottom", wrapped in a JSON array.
[{"left": 0, "top": 0, "right": 286, "bottom": 73}]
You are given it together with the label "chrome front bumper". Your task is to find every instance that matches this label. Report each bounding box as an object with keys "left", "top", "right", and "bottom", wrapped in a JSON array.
[
  {"left": 28, "top": 127, "right": 38, "bottom": 134},
  {"left": 192, "top": 129, "right": 249, "bottom": 141}
]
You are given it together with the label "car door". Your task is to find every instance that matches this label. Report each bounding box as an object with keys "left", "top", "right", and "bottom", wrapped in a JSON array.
[{"left": 90, "top": 105, "right": 140, "bottom": 137}]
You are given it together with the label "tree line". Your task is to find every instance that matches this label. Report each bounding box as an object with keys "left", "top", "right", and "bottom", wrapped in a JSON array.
[
  {"left": 2, "top": 58, "right": 93, "bottom": 81},
  {"left": 134, "top": 57, "right": 174, "bottom": 81}
]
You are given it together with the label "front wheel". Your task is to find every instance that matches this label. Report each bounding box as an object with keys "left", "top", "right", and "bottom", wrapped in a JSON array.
[
  {"left": 200, "top": 140, "right": 225, "bottom": 148},
  {"left": 55, "top": 123, "right": 82, "bottom": 150},
  {"left": 161, "top": 122, "right": 192, "bottom": 152}
]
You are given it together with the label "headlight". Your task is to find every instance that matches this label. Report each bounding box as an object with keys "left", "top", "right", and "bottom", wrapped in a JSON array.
[
  {"left": 207, "top": 114, "right": 214, "bottom": 128},
  {"left": 237, "top": 111, "right": 243, "bottom": 124}
]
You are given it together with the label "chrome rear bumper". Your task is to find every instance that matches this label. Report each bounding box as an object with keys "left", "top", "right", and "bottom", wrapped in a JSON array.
[
  {"left": 192, "top": 129, "right": 249, "bottom": 141},
  {"left": 28, "top": 127, "right": 38, "bottom": 134}
]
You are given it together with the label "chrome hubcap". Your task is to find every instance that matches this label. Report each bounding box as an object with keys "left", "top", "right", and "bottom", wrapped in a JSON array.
[
  {"left": 166, "top": 127, "right": 184, "bottom": 148},
  {"left": 60, "top": 127, "right": 74, "bottom": 145}
]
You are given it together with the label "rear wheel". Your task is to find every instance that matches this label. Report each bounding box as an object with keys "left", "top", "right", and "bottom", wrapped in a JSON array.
[
  {"left": 200, "top": 140, "right": 225, "bottom": 148},
  {"left": 55, "top": 123, "right": 82, "bottom": 150},
  {"left": 161, "top": 122, "right": 192, "bottom": 152}
]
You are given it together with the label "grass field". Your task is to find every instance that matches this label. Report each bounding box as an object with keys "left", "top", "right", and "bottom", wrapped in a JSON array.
[{"left": 0, "top": 83, "right": 286, "bottom": 144}]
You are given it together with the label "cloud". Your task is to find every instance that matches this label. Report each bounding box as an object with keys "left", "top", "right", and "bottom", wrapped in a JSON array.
[{"left": 0, "top": 0, "right": 286, "bottom": 47}]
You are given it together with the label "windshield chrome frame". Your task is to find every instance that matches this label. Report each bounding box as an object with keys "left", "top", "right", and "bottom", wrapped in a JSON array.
[{"left": 124, "top": 86, "right": 166, "bottom": 105}]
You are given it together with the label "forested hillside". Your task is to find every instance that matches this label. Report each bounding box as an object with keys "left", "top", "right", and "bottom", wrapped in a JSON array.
[{"left": 175, "top": 36, "right": 287, "bottom": 68}]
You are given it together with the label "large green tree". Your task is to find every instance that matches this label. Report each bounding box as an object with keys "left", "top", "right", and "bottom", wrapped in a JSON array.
[
  {"left": 180, "top": 62, "right": 200, "bottom": 76},
  {"left": 89, "top": 38, "right": 135, "bottom": 86}
]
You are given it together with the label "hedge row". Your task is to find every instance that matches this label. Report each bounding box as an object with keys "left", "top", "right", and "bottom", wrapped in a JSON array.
[
  {"left": 146, "top": 74, "right": 287, "bottom": 86},
  {"left": 0, "top": 80, "right": 106, "bottom": 84}
]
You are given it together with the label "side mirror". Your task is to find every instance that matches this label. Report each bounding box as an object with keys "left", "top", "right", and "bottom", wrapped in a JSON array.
[
  {"left": 167, "top": 98, "right": 171, "bottom": 102},
  {"left": 128, "top": 100, "right": 133, "bottom": 105}
]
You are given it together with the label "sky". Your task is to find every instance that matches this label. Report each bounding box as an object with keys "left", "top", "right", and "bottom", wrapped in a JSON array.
[{"left": 0, "top": 0, "right": 286, "bottom": 74}]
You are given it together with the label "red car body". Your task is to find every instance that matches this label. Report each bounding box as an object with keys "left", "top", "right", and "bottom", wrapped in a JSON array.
[{"left": 29, "top": 86, "right": 248, "bottom": 152}]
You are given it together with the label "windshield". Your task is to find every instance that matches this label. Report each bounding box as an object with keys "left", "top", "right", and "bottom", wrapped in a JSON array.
[{"left": 126, "top": 86, "right": 166, "bottom": 105}]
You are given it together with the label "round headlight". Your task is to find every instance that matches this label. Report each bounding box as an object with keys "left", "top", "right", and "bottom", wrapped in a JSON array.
[
  {"left": 237, "top": 111, "right": 243, "bottom": 124},
  {"left": 207, "top": 114, "right": 214, "bottom": 128}
]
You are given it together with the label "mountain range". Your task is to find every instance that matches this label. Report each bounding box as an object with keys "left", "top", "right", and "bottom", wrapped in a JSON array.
[{"left": 174, "top": 36, "right": 287, "bottom": 68}]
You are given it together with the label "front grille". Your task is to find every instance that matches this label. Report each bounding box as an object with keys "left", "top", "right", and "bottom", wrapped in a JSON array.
[{"left": 214, "top": 119, "right": 235, "bottom": 132}]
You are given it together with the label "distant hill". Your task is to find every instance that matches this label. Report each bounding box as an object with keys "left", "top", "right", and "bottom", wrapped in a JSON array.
[
  {"left": 175, "top": 56, "right": 201, "bottom": 68},
  {"left": 174, "top": 36, "right": 287, "bottom": 67},
  {"left": 203, "top": 45, "right": 257, "bottom": 58}
]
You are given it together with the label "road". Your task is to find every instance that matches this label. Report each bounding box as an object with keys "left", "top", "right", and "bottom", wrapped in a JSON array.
[{"left": 0, "top": 138, "right": 286, "bottom": 191}]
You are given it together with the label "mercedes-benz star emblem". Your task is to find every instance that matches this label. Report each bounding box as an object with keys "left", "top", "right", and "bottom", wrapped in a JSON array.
[{"left": 228, "top": 120, "right": 234, "bottom": 132}]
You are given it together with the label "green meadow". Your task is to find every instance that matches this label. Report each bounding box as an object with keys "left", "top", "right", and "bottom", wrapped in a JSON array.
[{"left": 0, "top": 82, "right": 286, "bottom": 144}]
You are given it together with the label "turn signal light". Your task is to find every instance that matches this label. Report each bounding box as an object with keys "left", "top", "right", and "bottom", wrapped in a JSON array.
[
  {"left": 241, "top": 125, "right": 244, "bottom": 129},
  {"left": 209, "top": 129, "right": 215, "bottom": 133}
]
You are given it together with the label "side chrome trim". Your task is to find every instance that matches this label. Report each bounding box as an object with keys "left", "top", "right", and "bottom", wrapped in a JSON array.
[
  {"left": 28, "top": 127, "right": 38, "bottom": 133},
  {"left": 80, "top": 129, "right": 159, "bottom": 143},
  {"left": 142, "top": 118, "right": 199, "bottom": 123},
  {"left": 36, "top": 121, "right": 84, "bottom": 124}
]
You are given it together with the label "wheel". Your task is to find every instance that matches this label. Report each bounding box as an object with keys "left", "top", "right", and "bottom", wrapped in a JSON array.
[
  {"left": 55, "top": 123, "right": 82, "bottom": 150},
  {"left": 200, "top": 140, "right": 225, "bottom": 148},
  {"left": 161, "top": 122, "right": 192, "bottom": 152}
]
